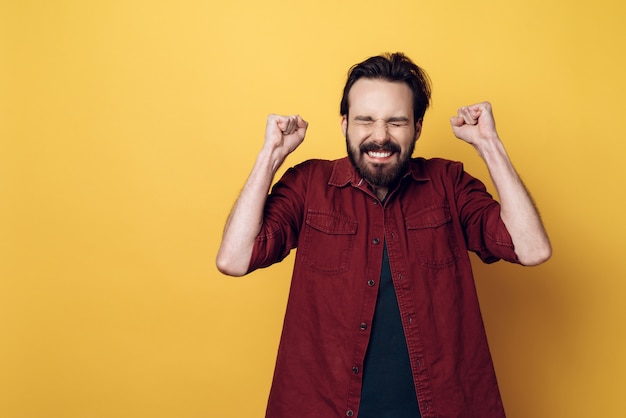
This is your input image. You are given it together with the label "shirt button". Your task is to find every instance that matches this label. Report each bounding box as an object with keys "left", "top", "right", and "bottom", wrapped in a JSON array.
[
  {"left": 352, "top": 366, "right": 360, "bottom": 374},
  {"left": 367, "top": 280, "right": 375, "bottom": 287},
  {"left": 372, "top": 238, "right": 380, "bottom": 244},
  {"left": 346, "top": 410, "right": 354, "bottom": 417},
  {"left": 360, "top": 322, "right": 367, "bottom": 330},
  {"left": 373, "top": 199, "right": 379, "bottom": 205}
]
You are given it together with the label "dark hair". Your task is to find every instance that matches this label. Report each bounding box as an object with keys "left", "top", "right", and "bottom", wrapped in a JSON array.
[{"left": 339, "top": 52, "right": 431, "bottom": 122}]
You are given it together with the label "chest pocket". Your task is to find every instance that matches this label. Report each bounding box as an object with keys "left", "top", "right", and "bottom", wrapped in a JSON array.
[
  {"left": 299, "top": 210, "right": 358, "bottom": 274},
  {"left": 405, "top": 205, "right": 461, "bottom": 268}
]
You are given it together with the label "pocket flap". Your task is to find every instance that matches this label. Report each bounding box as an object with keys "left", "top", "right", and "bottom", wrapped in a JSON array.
[
  {"left": 306, "top": 211, "right": 358, "bottom": 235},
  {"left": 405, "top": 205, "right": 452, "bottom": 229}
]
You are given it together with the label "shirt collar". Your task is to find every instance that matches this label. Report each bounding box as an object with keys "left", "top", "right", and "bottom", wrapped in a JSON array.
[{"left": 328, "top": 157, "right": 431, "bottom": 188}]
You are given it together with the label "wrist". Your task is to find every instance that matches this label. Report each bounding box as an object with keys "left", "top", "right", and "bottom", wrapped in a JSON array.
[
  {"left": 257, "top": 145, "right": 287, "bottom": 174},
  {"left": 474, "top": 134, "right": 504, "bottom": 160}
]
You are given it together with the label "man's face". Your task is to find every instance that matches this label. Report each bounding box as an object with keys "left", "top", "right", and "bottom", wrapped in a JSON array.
[{"left": 342, "top": 78, "right": 422, "bottom": 191}]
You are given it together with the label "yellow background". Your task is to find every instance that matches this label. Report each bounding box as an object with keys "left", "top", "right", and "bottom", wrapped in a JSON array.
[{"left": 1, "top": 0, "right": 624, "bottom": 417}]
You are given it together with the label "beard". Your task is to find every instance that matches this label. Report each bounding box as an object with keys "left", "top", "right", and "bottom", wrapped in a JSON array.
[{"left": 346, "top": 133, "right": 416, "bottom": 189}]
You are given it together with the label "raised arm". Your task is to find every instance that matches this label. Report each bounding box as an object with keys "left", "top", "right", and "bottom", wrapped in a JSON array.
[
  {"left": 450, "top": 102, "right": 551, "bottom": 266},
  {"left": 216, "top": 114, "right": 308, "bottom": 276}
]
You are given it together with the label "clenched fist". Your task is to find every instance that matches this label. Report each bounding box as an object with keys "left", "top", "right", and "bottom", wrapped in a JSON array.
[
  {"left": 450, "top": 102, "right": 499, "bottom": 150},
  {"left": 264, "top": 114, "right": 309, "bottom": 157}
]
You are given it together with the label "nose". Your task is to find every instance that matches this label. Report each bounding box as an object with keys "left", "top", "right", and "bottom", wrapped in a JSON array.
[{"left": 372, "top": 120, "right": 389, "bottom": 143}]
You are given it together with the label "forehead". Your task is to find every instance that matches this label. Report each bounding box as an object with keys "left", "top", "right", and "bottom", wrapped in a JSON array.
[{"left": 348, "top": 78, "right": 413, "bottom": 117}]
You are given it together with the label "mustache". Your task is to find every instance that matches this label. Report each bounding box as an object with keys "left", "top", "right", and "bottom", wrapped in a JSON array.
[{"left": 360, "top": 142, "right": 401, "bottom": 153}]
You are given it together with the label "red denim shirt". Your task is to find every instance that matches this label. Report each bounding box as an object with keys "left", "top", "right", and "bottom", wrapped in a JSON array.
[{"left": 248, "top": 157, "right": 520, "bottom": 418}]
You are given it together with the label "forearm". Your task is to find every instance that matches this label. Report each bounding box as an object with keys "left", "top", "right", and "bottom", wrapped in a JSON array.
[
  {"left": 478, "top": 138, "right": 552, "bottom": 265},
  {"left": 215, "top": 114, "right": 308, "bottom": 276},
  {"left": 216, "top": 148, "right": 282, "bottom": 276}
]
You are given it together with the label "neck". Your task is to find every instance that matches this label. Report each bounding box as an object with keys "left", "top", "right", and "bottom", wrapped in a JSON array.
[{"left": 371, "top": 185, "right": 388, "bottom": 201}]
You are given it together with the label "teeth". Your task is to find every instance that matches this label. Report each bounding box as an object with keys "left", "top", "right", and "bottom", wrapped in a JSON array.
[{"left": 368, "top": 151, "right": 392, "bottom": 158}]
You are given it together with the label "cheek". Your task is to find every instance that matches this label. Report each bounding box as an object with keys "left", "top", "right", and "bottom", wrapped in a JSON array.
[
  {"left": 350, "top": 126, "right": 374, "bottom": 140},
  {"left": 347, "top": 127, "right": 367, "bottom": 143},
  {"left": 346, "top": 137, "right": 361, "bottom": 153},
  {"left": 391, "top": 129, "right": 416, "bottom": 147}
]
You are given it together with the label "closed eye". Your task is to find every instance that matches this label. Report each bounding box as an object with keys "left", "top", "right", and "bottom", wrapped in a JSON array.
[
  {"left": 353, "top": 116, "right": 374, "bottom": 125},
  {"left": 387, "top": 117, "right": 410, "bottom": 127}
]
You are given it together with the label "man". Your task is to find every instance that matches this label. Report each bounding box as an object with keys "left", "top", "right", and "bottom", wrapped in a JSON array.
[{"left": 216, "top": 53, "right": 551, "bottom": 418}]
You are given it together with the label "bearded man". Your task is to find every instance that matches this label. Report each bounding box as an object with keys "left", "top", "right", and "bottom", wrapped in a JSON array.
[{"left": 216, "top": 52, "right": 551, "bottom": 418}]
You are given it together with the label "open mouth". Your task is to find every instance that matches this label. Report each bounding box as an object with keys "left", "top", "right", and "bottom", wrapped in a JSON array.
[
  {"left": 367, "top": 150, "right": 394, "bottom": 159},
  {"left": 361, "top": 143, "right": 400, "bottom": 162}
]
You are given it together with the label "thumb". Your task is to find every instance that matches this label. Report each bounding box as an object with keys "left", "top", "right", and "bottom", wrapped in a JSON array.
[
  {"left": 296, "top": 115, "right": 309, "bottom": 130},
  {"left": 450, "top": 116, "right": 465, "bottom": 127}
]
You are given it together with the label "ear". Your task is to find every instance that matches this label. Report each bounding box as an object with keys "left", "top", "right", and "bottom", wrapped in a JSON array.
[
  {"left": 414, "top": 118, "right": 423, "bottom": 140},
  {"left": 341, "top": 115, "right": 348, "bottom": 137}
]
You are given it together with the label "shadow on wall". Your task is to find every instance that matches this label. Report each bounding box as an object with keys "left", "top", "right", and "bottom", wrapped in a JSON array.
[{"left": 471, "top": 249, "right": 586, "bottom": 413}]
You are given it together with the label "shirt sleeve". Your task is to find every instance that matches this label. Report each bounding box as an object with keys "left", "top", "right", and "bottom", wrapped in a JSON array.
[
  {"left": 247, "top": 161, "right": 310, "bottom": 273},
  {"left": 451, "top": 162, "right": 521, "bottom": 265}
]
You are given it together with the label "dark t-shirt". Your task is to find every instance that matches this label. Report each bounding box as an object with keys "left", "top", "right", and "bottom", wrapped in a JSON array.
[{"left": 358, "top": 242, "right": 421, "bottom": 418}]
